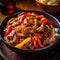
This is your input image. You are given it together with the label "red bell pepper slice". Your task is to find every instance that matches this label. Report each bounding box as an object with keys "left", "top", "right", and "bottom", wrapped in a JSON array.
[
  {"left": 49, "top": 34, "right": 53, "bottom": 39},
  {"left": 32, "top": 39, "right": 38, "bottom": 48},
  {"left": 35, "top": 35, "right": 44, "bottom": 48},
  {"left": 4, "top": 25, "right": 12, "bottom": 36},
  {"left": 18, "top": 13, "right": 34, "bottom": 25},
  {"left": 39, "top": 19, "right": 48, "bottom": 24},
  {"left": 37, "top": 39, "right": 44, "bottom": 48},
  {"left": 36, "top": 15, "right": 44, "bottom": 19},
  {"left": 29, "top": 19, "right": 34, "bottom": 24}
]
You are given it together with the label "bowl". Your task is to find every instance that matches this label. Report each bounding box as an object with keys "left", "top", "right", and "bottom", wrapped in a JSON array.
[
  {"left": 36, "top": 0, "right": 60, "bottom": 13},
  {"left": 0, "top": 10, "right": 60, "bottom": 58}
]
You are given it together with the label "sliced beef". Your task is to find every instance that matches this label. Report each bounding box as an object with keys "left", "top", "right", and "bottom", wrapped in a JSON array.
[
  {"left": 10, "top": 35, "right": 20, "bottom": 46},
  {"left": 43, "top": 38, "right": 50, "bottom": 46},
  {"left": 22, "top": 26, "right": 36, "bottom": 34},
  {"left": 37, "top": 24, "right": 44, "bottom": 33}
]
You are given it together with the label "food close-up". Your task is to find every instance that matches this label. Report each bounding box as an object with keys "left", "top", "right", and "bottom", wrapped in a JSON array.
[
  {"left": 0, "top": 0, "right": 60, "bottom": 60},
  {"left": 3, "top": 12, "right": 58, "bottom": 49}
]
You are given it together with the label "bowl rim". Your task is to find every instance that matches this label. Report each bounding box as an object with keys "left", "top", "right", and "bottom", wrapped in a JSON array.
[
  {"left": 36, "top": 0, "right": 60, "bottom": 6},
  {"left": 0, "top": 10, "right": 60, "bottom": 52}
]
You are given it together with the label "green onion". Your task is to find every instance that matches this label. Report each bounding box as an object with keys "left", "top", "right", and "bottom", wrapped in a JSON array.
[
  {"left": 28, "top": 34, "right": 32, "bottom": 37},
  {"left": 46, "top": 28, "right": 52, "bottom": 31},
  {"left": 34, "top": 19, "right": 39, "bottom": 28},
  {"left": 20, "top": 39, "right": 24, "bottom": 42}
]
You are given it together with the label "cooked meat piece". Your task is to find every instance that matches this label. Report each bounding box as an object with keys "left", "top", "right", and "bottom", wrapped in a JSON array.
[
  {"left": 7, "top": 36, "right": 13, "bottom": 41},
  {"left": 25, "top": 22, "right": 31, "bottom": 27},
  {"left": 37, "top": 24, "right": 44, "bottom": 32},
  {"left": 22, "top": 26, "right": 36, "bottom": 34},
  {"left": 24, "top": 43, "right": 34, "bottom": 49},
  {"left": 10, "top": 39, "right": 20, "bottom": 46},
  {"left": 7, "top": 30, "right": 15, "bottom": 40},
  {"left": 34, "top": 33, "right": 43, "bottom": 40},
  {"left": 43, "top": 38, "right": 50, "bottom": 46},
  {"left": 10, "top": 35, "right": 20, "bottom": 46},
  {"left": 44, "top": 32, "right": 49, "bottom": 38},
  {"left": 45, "top": 25, "right": 50, "bottom": 28}
]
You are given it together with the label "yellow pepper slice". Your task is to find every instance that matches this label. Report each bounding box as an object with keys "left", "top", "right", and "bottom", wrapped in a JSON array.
[
  {"left": 17, "top": 33, "right": 25, "bottom": 37},
  {"left": 15, "top": 37, "right": 31, "bottom": 48},
  {"left": 15, "top": 25, "right": 26, "bottom": 32}
]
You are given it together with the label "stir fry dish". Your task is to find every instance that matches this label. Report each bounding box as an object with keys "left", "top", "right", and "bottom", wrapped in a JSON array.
[{"left": 3, "top": 12, "right": 57, "bottom": 49}]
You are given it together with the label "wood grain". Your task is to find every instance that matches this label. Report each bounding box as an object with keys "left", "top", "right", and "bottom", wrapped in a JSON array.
[{"left": 16, "top": 0, "right": 43, "bottom": 11}]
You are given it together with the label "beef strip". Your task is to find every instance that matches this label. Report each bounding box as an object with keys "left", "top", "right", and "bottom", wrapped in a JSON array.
[
  {"left": 43, "top": 38, "right": 50, "bottom": 46},
  {"left": 10, "top": 35, "right": 20, "bottom": 46},
  {"left": 37, "top": 24, "right": 44, "bottom": 33},
  {"left": 22, "top": 26, "right": 36, "bottom": 34}
]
